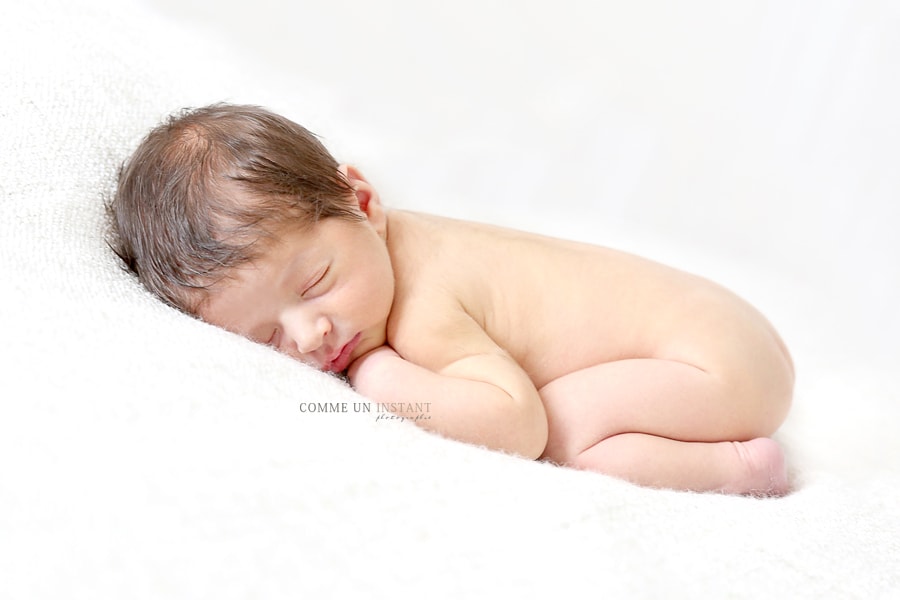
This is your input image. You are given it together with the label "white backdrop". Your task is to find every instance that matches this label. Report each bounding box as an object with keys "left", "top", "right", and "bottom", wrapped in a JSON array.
[{"left": 146, "top": 0, "right": 900, "bottom": 371}]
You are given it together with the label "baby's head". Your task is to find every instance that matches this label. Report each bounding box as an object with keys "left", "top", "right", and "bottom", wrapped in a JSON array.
[{"left": 109, "top": 103, "right": 364, "bottom": 314}]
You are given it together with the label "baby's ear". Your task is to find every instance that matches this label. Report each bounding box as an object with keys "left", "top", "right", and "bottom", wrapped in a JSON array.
[{"left": 339, "top": 164, "right": 387, "bottom": 236}]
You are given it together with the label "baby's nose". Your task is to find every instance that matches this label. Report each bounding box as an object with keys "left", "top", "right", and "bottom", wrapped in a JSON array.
[{"left": 284, "top": 312, "right": 332, "bottom": 356}]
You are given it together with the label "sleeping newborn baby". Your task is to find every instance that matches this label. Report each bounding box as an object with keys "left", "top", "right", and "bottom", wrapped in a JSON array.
[{"left": 109, "top": 103, "right": 794, "bottom": 495}]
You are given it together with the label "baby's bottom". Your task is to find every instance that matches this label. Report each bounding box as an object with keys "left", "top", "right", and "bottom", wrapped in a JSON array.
[{"left": 538, "top": 358, "right": 790, "bottom": 496}]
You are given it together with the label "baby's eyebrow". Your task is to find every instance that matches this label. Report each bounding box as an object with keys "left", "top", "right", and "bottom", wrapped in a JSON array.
[{"left": 279, "top": 250, "right": 320, "bottom": 292}]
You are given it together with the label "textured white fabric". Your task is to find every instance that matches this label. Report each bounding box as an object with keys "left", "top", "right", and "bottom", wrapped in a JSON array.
[{"left": 2, "top": 0, "right": 898, "bottom": 598}]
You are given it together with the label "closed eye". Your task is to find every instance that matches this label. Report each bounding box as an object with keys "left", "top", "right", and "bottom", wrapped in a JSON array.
[{"left": 301, "top": 266, "right": 330, "bottom": 298}]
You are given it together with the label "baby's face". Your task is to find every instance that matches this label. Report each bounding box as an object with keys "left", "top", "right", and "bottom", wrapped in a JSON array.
[{"left": 198, "top": 216, "right": 394, "bottom": 373}]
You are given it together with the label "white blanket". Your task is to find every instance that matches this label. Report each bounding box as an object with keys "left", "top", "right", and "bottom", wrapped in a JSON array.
[{"left": 2, "top": 0, "right": 898, "bottom": 597}]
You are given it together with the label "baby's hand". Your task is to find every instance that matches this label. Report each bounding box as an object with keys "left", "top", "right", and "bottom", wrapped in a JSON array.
[{"left": 347, "top": 345, "right": 403, "bottom": 398}]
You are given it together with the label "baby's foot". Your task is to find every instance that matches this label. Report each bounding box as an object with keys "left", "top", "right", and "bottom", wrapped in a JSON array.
[{"left": 724, "top": 437, "right": 790, "bottom": 497}]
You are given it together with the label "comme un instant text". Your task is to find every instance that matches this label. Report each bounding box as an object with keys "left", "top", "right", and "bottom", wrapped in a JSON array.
[{"left": 298, "top": 401, "right": 432, "bottom": 414}]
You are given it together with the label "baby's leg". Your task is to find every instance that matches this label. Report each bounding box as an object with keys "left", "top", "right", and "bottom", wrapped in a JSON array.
[
  {"left": 538, "top": 359, "right": 790, "bottom": 495},
  {"left": 565, "top": 433, "right": 788, "bottom": 496}
]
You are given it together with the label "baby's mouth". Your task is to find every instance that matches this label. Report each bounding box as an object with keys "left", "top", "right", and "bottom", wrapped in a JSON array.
[{"left": 324, "top": 332, "right": 361, "bottom": 373}]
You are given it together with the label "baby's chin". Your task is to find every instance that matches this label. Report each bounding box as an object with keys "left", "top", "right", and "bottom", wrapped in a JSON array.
[{"left": 351, "top": 331, "right": 388, "bottom": 361}]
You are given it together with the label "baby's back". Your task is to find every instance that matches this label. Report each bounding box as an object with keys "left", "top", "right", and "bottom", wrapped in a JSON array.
[{"left": 385, "top": 210, "right": 793, "bottom": 396}]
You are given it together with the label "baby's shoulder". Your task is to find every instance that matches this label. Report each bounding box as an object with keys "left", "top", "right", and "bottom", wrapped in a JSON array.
[
  {"left": 385, "top": 212, "right": 495, "bottom": 364},
  {"left": 386, "top": 210, "right": 488, "bottom": 295}
]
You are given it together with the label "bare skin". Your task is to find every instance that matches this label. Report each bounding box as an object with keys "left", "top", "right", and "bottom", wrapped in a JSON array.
[{"left": 201, "top": 166, "right": 795, "bottom": 496}]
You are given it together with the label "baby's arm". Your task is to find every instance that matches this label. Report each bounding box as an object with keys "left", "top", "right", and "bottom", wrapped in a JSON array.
[{"left": 347, "top": 317, "right": 548, "bottom": 459}]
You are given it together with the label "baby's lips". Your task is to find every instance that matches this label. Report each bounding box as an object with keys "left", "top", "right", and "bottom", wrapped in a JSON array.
[{"left": 326, "top": 333, "right": 361, "bottom": 373}]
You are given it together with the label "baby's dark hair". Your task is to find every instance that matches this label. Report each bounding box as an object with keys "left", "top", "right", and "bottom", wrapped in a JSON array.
[{"left": 108, "top": 103, "right": 362, "bottom": 313}]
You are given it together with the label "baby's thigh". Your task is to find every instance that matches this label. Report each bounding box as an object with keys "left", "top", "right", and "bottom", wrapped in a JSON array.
[{"left": 538, "top": 358, "right": 781, "bottom": 464}]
